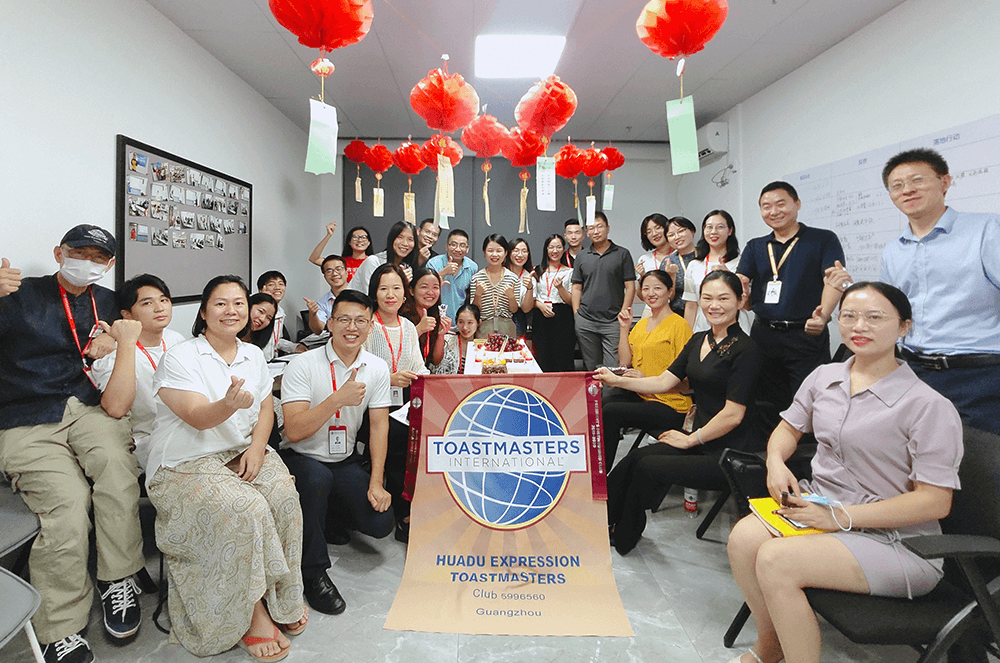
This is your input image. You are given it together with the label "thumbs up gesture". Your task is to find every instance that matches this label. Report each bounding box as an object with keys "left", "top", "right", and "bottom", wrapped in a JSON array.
[
  {"left": 303, "top": 297, "right": 319, "bottom": 314},
  {"left": 338, "top": 367, "right": 366, "bottom": 408},
  {"left": 0, "top": 258, "right": 22, "bottom": 297},
  {"left": 804, "top": 305, "right": 829, "bottom": 336},
  {"left": 223, "top": 375, "right": 254, "bottom": 410}
]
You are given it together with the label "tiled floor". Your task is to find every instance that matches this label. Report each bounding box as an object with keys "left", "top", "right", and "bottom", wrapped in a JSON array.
[{"left": 5, "top": 462, "right": 920, "bottom": 662}]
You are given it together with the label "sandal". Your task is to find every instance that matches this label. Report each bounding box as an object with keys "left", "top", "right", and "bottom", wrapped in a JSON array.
[
  {"left": 725, "top": 650, "right": 764, "bottom": 663},
  {"left": 279, "top": 607, "right": 309, "bottom": 636},
  {"left": 237, "top": 625, "right": 290, "bottom": 662}
]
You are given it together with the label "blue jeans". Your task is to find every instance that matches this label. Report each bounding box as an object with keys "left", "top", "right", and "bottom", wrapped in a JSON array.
[{"left": 280, "top": 450, "right": 394, "bottom": 580}]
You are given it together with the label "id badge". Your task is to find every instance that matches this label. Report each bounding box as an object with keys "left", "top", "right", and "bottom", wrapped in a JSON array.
[
  {"left": 764, "top": 279, "right": 782, "bottom": 304},
  {"left": 390, "top": 386, "right": 404, "bottom": 406},
  {"left": 328, "top": 426, "right": 348, "bottom": 455}
]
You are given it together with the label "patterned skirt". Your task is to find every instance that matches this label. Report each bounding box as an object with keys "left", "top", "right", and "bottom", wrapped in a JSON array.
[{"left": 148, "top": 449, "right": 304, "bottom": 656}]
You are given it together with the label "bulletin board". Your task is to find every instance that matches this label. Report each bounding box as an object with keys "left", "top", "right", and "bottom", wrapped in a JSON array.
[{"left": 115, "top": 135, "right": 252, "bottom": 303}]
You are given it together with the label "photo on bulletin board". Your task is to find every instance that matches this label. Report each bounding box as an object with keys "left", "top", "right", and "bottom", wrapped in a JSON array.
[{"left": 115, "top": 135, "right": 252, "bottom": 303}]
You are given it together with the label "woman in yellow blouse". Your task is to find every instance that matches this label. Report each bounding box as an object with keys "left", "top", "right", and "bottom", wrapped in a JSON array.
[{"left": 601, "top": 269, "right": 693, "bottom": 467}]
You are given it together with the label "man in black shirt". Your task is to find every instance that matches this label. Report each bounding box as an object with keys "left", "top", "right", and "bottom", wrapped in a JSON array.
[
  {"left": 737, "top": 182, "right": 845, "bottom": 443},
  {"left": 0, "top": 225, "right": 145, "bottom": 663}
]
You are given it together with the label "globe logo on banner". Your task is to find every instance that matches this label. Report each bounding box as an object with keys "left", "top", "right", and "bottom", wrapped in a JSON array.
[{"left": 435, "top": 385, "right": 584, "bottom": 530}]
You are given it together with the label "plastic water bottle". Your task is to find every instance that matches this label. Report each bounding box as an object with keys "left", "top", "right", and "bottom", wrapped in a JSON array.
[{"left": 684, "top": 488, "right": 699, "bottom": 518}]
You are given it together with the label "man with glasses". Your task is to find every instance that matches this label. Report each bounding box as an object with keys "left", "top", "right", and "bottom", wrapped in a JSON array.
[
  {"left": 427, "top": 228, "right": 478, "bottom": 319},
  {"left": 416, "top": 218, "right": 441, "bottom": 266},
  {"left": 820, "top": 148, "right": 1000, "bottom": 435},
  {"left": 305, "top": 254, "right": 350, "bottom": 334},
  {"left": 280, "top": 290, "right": 394, "bottom": 615}
]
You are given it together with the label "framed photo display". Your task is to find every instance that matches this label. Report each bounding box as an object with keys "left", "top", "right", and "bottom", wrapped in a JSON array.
[{"left": 115, "top": 135, "right": 252, "bottom": 303}]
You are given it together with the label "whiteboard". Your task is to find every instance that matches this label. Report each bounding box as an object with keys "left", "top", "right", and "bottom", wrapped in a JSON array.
[{"left": 785, "top": 114, "right": 1000, "bottom": 282}]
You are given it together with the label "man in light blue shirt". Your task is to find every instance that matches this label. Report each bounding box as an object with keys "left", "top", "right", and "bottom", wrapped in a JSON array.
[
  {"left": 426, "top": 228, "right": 478, "bottom": 319},
  {"left": 825, "top": 148, "right": 1000, "bottom": 434}
]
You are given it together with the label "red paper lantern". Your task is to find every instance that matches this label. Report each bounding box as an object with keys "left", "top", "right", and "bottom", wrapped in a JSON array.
[
  {"left": 636, "top": 0, "right": 728, "bottom": 60},
  {"left": 461, "top": 114, "right": 510, "bottom": 159},
  {"left": 514, "top": 76, "right": 578, "bottom": 138},
  {"left": 410, "top": 68, "right": 480, "bottom": 134},
  {"left": 420, "top": 135, "right": 464, "bottom": 171},
  {"left": 581, "top": 148, "right": 609, "bottom": 178},
  {"left": 344, "top": 139, "right": 369, "bottom": 164},
  {"left": 555, "top": 144, "right": 586, "bottom": 180},
  {"left": 364, "top": 144, "right": 394, "bottom": 174},
  {"left": 392, "top": 141, "right": 425, "bottom": 175},
  {"left": 602, "top": 146, "right": 625, "bottom": 172},
  {"left": 501, "top": 128, "right": 547, "bottom": 169},
  {"left": 269, "top": 0, "right": 374, "bottom": 52}
]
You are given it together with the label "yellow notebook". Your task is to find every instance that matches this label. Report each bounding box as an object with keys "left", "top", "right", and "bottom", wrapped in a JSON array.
[{"left": 749, "top": 497, "right": 824, "bottom": 537}]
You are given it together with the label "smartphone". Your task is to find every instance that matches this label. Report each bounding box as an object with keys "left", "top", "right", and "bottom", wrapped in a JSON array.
[{"left": 781, "top": 491, "right": 790, "bottom": 507}]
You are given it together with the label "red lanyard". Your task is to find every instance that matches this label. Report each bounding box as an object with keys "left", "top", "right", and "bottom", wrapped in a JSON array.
[
  {"left": 329, "top": 362, "right": 341, "bottom": 420},
  {"left": 137, "top": 339, "right": 166, "bottom": 370},
  {"left": 545, "top": 268, "right": 560, "bottom": 299},
  {"left": 418, "top": 308, "right": 431, "bottom": 359},
  {"left": 375, "top": 312, "right": 403, "bottom": 372},
  {"left": 272, "top": 323, "right": 281, "bottom": 348},
  {"left": 59, "top": 284, "right": 98, "bottom": 362}
]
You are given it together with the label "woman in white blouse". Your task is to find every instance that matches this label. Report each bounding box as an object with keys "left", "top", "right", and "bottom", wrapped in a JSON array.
[
  {"left": 531, "top": 234, "right": 575, "bottom": 372},
  {"left": 471, "top": 234, "right": 520, "bottom": 337},
  {"left": 349, "top": 221, "right": 419, "bottom": 295},
  {"left": 684, "top": 209, "right": 753, "bottom": 334},
  {"left": 363, "top": 263, "right": 428, "bottom": 542},
  {"left": 147, "top": 275, "right": 306, "bottom": 659}
]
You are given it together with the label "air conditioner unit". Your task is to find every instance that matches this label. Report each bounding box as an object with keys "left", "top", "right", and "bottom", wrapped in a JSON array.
[{"left": 697, "top": 122, "right": 728, "bottom": 165}]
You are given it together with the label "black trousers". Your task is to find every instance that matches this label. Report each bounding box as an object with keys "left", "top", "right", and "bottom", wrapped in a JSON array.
[
  {"left": 532, "top": 304, "right": 576, "bottom": 372},
  {"left": 606, "top": 443, "right": 725, "bottom": 555},
  {"left": 749, "top": 320, "right": 830, "bottom": 444},
  {"left": 600, "top": 389, "right": 686, "bottom": 468}
]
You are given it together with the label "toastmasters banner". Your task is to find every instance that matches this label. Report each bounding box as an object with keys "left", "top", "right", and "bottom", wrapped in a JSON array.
[{"left": 385, "top": 373, "right": 632, "bottom": 636}]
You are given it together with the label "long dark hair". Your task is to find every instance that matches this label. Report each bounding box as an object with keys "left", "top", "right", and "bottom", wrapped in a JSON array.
[
  {"left": 400, "top": 266, "right": 443, "bottom": 365},
  {"left": 700, "top": 269, "right": 744, "bottom": 299},
  {"left": 342, "top": 225, "right": 373, "bottom": 258},
  {"left": 640, "top": 213, "right": 670, "bottom": 251},
  {"left": 533, "top": 234, "right": 567, "bottom": 279},
  {"left": 192, "top": 275, "right": 251, "bottom": 338},
  {"left": 385, "top": 221, "right": 419, "bottom": 268},
  {"left": 695, "top": 209, "right": 740, "bottom": 262},
  {"left": 242, "top": 292, "right": 278, "bottom": 349},
  {"left": 367, "top": 263, "right": 410, "bottom": 313},
  {"left": 504, "top": 237, "right": 534, "bottom": 275}
]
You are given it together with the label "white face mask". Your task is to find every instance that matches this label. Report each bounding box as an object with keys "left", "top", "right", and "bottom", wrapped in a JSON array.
[{"left": 60, "top": 256, "right": 110, "bottom": 287}]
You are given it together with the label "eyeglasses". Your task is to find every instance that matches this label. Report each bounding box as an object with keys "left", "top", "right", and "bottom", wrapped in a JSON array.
[
  {"left": 333, "top": 316, "right": 370, "bottom": 328},
  {"left": 350, "top": 235, "right": 370, "bottom": 243},
  {"left": 837, "top": 310, "right": 899, "bottom": 326},
  {"left": 704, "top": 224, "right": 729, "bottom": 233},
  {"left": 323, "top": 266, "right": 346, "bottom": 275},
  {"left": 447, "top": 241, "right": 468, "bottom": 249},
  {"left": 888, "top": 175, "right": 940, "bottom": 194}
]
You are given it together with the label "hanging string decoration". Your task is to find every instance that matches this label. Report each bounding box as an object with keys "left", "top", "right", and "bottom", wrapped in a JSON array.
[
  {"left": 556, "top": 143, "right": 587, "bottom": 216},
  {"left": 514, "top": 76, "right": 579, "bottom": 140},
  {"left": 462, "top": 114, "right": 510, "bottom": 227},
  {"left": 344, "top": 139, "right": 369, "bottom": 202},
  {"left": 602, "top": 146, "right": 626, "bottom": 179},
  {"left": 501, "top": 128, "right": 547, "bottom": 234},
  {"left": 409, "top": 59, "right": 480, "bottom": 134}
]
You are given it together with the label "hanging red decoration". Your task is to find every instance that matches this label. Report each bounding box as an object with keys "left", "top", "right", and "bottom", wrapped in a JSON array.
[
  {"left": 410, "top": 64, "right": 480, "bottom": 134},
  {"left": 635, "top": 0, "right": 728, "bottom": 60},
  {"left": 420, "top": 135, "right": 464, "bottom": 171},
  {"left": 555, "top": 144, "right": 586, "bottom": 180},
  {"left": 344, "top": 139, "right": 369, "bottom": 164},
  {"left": 602, "top": 146, "right": 626, "bottom": 173},
  {"left": 392, "top": 141, "right": 425, "bottom": 175},
  {"left": 269, "top": 0, "right": 374, "bottom": 52},
  {"left": 310, "top": 57, "right": 335, "bottom": 77},
  {"left": 364, "top": 144, "right": 394, "bottom": 174},
  {"left": 461, "top": 114, "right": 509, "bottom": 159},
  {"left": 514, "top": 76, "right": 579, "bottom": 139},
  {"left": 581, "top": 148, "right": 609, "bottom": 178},
  {"left": 501, "top": 128, "right": 547, "bottom": 169}
]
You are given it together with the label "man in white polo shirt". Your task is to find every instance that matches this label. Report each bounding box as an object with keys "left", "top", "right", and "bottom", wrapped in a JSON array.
[{"left": 279, "top": 290, "right": 393, "bottom": 616}]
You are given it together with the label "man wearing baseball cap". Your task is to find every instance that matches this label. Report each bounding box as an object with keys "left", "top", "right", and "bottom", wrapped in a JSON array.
[{"left": 0, "top": 225, "right": 145, "bottom": 663}]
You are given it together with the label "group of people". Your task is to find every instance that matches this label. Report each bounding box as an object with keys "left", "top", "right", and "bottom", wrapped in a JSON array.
[{"left": 0, "top": 147, "right": 996, "bottom": 663}]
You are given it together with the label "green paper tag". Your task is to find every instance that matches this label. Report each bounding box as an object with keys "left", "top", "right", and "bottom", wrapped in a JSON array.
[
  {"left": 666, "top": 97, "right": 699, "bottom": 176},
  {"left": 305, "top": 99, "right": 339, "bottom": 175}
]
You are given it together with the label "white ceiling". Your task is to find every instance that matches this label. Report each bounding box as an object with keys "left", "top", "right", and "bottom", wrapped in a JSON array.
[{"left": 146, "top": 0, "right": 907, "bottom": 143}]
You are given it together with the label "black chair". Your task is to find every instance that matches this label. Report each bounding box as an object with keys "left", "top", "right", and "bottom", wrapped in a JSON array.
[
  {"left": 723, "top": 427, "right": 1000, "bottom": 662},
  {"left": 628, "top": 429, "right": 731, "bottom": 540}
]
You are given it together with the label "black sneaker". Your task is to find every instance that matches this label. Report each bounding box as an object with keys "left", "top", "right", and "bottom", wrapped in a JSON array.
[
  {"left": 41, "top": 633, "right": 94, "bottom": 663},
  {"left": 97, "top": 575, "right": 142, "bottom": 638}
]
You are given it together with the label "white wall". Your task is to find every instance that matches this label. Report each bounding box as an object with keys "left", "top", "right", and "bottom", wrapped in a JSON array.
[
  {"left": 678, "top": 0, "right": 1000, "bottom": 242},
  {"left": 0, "top": 0, "right": 329, "bottom": 335}
]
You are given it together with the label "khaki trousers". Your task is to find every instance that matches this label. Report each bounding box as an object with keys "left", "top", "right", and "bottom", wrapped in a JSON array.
[{"left": 0, "top": 397, "right": 143, "bottom": 643}]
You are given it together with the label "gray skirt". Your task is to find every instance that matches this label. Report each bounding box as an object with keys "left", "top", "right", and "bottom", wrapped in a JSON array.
[{"left": 833, "top": 529, "right": 944, "bottom": 599}]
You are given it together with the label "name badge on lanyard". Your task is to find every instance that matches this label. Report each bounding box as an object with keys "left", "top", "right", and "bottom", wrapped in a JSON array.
[
  {"left": 390, "top": 386, "right": 404, "bottom": 406},
  {"left": 328, "top": 426, "right": 348, "bottom": 455},
  {"left": 765, "top": 237, "right": 799, "bottom": 306},
  {"left": 764, "top": 280, "right": 782, "bottom": 304}
]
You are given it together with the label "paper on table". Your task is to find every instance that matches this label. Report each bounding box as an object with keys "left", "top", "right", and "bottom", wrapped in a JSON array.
[
  {"left": 536, "top": 156, "right": 556, "bottom": 211},
  {"left": 666, "top": 96, "right": 699, "bottom": 175},
  {"left": 305, "top": 99, "right": 339, "bottom": 175}
]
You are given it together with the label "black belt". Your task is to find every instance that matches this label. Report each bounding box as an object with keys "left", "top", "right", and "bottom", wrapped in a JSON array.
[
  {"left": 899, "top": 348, "right": 1000, "bottom": 370},
  {"left": 758, "top": 319, "right": 809, "bottom": 331}
]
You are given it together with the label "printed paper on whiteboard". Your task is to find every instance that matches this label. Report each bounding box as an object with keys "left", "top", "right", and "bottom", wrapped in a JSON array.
[{"left": 536, "top": 157, "right": 556, "bottom": 211}]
